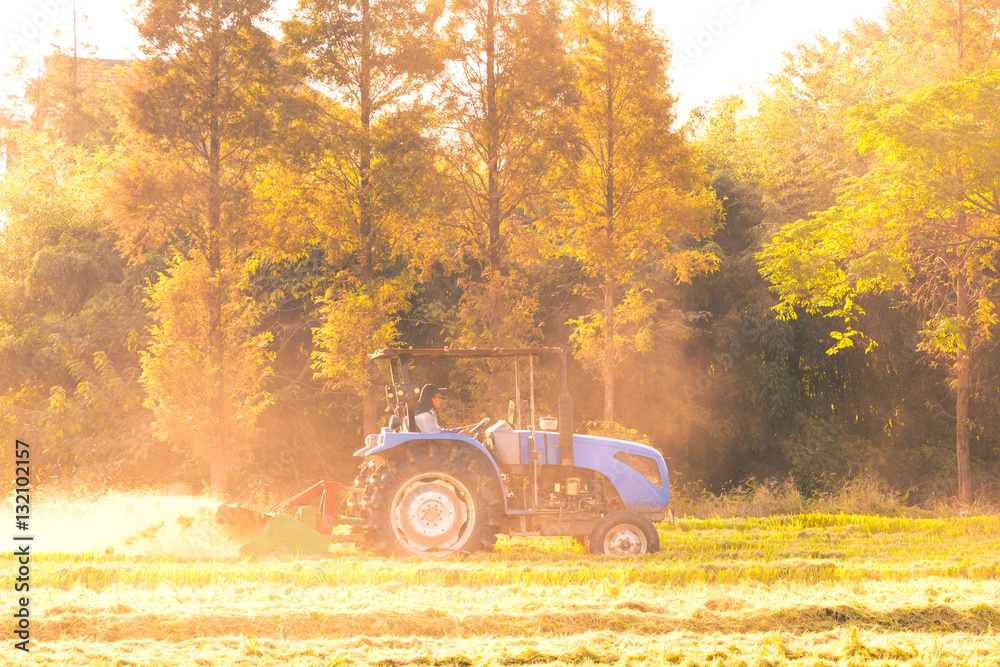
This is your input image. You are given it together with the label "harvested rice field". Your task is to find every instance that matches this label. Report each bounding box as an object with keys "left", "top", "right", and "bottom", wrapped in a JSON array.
[{"left": 7, "top": 493, "right": 1000, "bottom": 666}]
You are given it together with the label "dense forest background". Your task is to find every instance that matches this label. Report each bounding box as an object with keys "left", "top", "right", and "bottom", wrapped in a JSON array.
[{"left": 2, "top": 0, "right": 999, "bottom": 505}]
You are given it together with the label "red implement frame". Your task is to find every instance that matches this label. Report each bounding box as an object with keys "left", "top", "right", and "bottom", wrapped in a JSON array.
[{"left": 268, "top": 480, "right": 345, "bottom": 535}]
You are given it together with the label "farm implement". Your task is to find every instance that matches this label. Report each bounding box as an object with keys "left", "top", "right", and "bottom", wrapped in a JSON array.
[
  {"left": 218, "top": 347, "right": 671, "bottom": 557},
  {"left": 216, "top": 481, "right": 358, "bottom": 555}
]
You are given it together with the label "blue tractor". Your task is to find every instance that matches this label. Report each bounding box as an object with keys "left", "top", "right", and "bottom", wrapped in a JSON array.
[{"left": 351, "top": 347, "right": 670, "bottom": 556}]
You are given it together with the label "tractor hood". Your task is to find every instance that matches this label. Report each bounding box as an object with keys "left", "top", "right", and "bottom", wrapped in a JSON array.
[{"left": 525, "top": 431, "right": 670, "bottom": 512}]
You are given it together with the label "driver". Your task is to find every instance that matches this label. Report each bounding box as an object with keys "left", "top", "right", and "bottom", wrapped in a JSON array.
[{"left": 413, "top": 384, "right": 470, "bottom": 435}]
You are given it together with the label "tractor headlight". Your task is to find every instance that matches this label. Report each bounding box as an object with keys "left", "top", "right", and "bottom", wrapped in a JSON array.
[{"left": 614, "top": 452, "right": 663, "bottom": 489}]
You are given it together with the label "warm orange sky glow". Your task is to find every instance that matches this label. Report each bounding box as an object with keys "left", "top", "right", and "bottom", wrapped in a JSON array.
[
  {"left": 649, "top": 0, "right": 889, "bottom": 115},
  {"left": 3, "top": 0, "right": 887, "bottom": 118}
]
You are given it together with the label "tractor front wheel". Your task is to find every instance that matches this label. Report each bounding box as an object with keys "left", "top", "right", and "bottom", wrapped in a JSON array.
[
  {"left": 359, "top": 445, "right": 501, "bottom": 557},
  {"left": 589, "top": 511, "right": 660, "bottom": 555}
]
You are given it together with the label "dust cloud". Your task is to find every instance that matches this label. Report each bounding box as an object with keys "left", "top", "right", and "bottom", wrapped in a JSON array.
[{"left": 23, "top": 490, "right": 249, "bottom": 558}]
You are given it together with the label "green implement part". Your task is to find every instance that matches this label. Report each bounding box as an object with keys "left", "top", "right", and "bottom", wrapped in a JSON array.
[{"left": 239, "top": 514, "right": 330, "bottom": 556}]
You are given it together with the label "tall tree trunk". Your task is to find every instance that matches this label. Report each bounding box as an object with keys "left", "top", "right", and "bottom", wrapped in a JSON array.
[
  {"left": 358, "top": 0, "right": 378, "bottom": 437},
  {"left": 207, "top": 10, "right": 227, "bottom": 497},
  {"left": 69, "top": 1, "right": 81, "bottom": 145},
  {"left": 955, "top": 272, "right": 972, "bottom": 504},
  {"left": 485, "top": 0, "right": 507, "bottom": 417},
  {"left": 602, "top": 54, "right": 616, "bottom": 426},
  {"left": 485, "top": 0, "right": 504, "bottom": 346},
  {"left": 603, "top": 276, "right": 615, "bottom": 424},
  {"left": 486, "top": 0, "right": 499, "bottom": 275},
  {"left": 359, "top": 0, "right": 373, "bottom": 278},
  {"left": 956, "top": 0, "right": 966, "bottom": 75}
]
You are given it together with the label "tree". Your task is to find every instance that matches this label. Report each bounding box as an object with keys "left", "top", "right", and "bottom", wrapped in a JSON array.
[
  {"left": 281, "top": 0, "right": 443, "bottom": 436},
  {"left": 0, "top": 131, "right": 158, "bottom": 484},
  {"left": 141, "top": 251, "right": 273, "bottom": 487},
  {"left": 734, "top": 25, "right": 892, "bottom": 226},
  {"left": 438, "top": 0, "right": 574, "bottom": 354},
  {"left": 761, "top": 72, "right": 1000, "bottom": 503},
  {"left": 107, "top": 0, "right": 286, "bottom": 495},
  {"left": 683, "top": 33, "right": 902, "bottom": 488},
  {"left": 885, "top": 0, "right": 1000, "bottom": 87},
  {"left": 561, "top": 0, "right": 718, "bottom": 424},
  {"left": 759, "top": 0, "right": 1000, "bottom": 503},
  {"left": 26, "top": 49, "right": 121, "bottom": 148},
  {"left": 687, "top": 8, "right": 990, "bottom": 496}
]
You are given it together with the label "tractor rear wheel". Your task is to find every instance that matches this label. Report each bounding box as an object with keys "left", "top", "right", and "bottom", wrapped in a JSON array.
[
  {"left": 589, "top": 511, "right": 660, "bottom": 555},
  {"left": 359, "top": 444, "right": 502, "bottom": 557}
]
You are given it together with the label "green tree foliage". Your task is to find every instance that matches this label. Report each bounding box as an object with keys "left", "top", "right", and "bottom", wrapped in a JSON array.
[
  {"left": 729, "top": 25, "right": 891, "bottom": 225},
  {"left": 561, "top": 0, "right": 719, "bottom": 424},
  {"left": 438, "top": 0, "right": 574, "bottom": 349},
  {"left": 758, "top": 0, "right": 1000, "bottom": 502},
  {"left": 236, "top": 249, "right": 360, "bottom": 494},
  {"left": 141, "top": 251, "right": 273, "bottom": 465},
  {"left": 761, "top": 71, "right": 1000, "bottom": 503},
  {"left": 282, "top": 0, "right": 443, "bottom": 435},
  {"left": 108, "top": 0, "right": 287, "bottom": 494},
  {"left": 674, "top": 100, "right": 817, "bottom": 488},
  {"left": 0, "top": 131, "right": 159, "bottom": 482},
  {"left": 686, "top": 18, "right": 962, "bottom": 495},
  {"left": 7, "top": 0, "right": 1000, "bottom": 505}
]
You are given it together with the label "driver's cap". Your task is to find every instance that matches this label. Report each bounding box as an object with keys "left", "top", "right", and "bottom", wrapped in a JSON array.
[{"left": 419, "top": 384, "right": 448, "bottom": 401}]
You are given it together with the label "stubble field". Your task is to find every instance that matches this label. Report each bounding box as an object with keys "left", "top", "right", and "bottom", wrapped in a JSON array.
[{"left": 6, "top": 492, "right": 1000, "bottom": 666}]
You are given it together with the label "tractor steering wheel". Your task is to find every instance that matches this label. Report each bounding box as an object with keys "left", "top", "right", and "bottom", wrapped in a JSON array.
[{"left": 468, "top": 417, "right": 491, "bottom": 442}]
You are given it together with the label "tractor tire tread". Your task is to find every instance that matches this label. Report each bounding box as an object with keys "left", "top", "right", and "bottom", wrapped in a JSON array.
[{"left": 357, "top": 442, "right": 501, "bottom": 556}]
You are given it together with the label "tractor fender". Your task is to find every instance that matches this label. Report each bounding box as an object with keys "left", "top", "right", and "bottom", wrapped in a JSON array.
[{"left": 361, "top": 429, "right": 507, "bottom": 498}]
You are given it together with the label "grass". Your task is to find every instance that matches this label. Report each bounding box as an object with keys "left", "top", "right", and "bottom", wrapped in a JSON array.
[
  {"left": 665, "top": 473, "right": 1000, "bottom": 520},
  {"left": 6, "top": 489, "right": 1000, "bottom": 665}
]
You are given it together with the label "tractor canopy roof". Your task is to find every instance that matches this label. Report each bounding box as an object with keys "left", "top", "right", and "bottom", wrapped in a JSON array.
[{"left": 370, "top": 347, "right": 563, "bottom": 360}]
